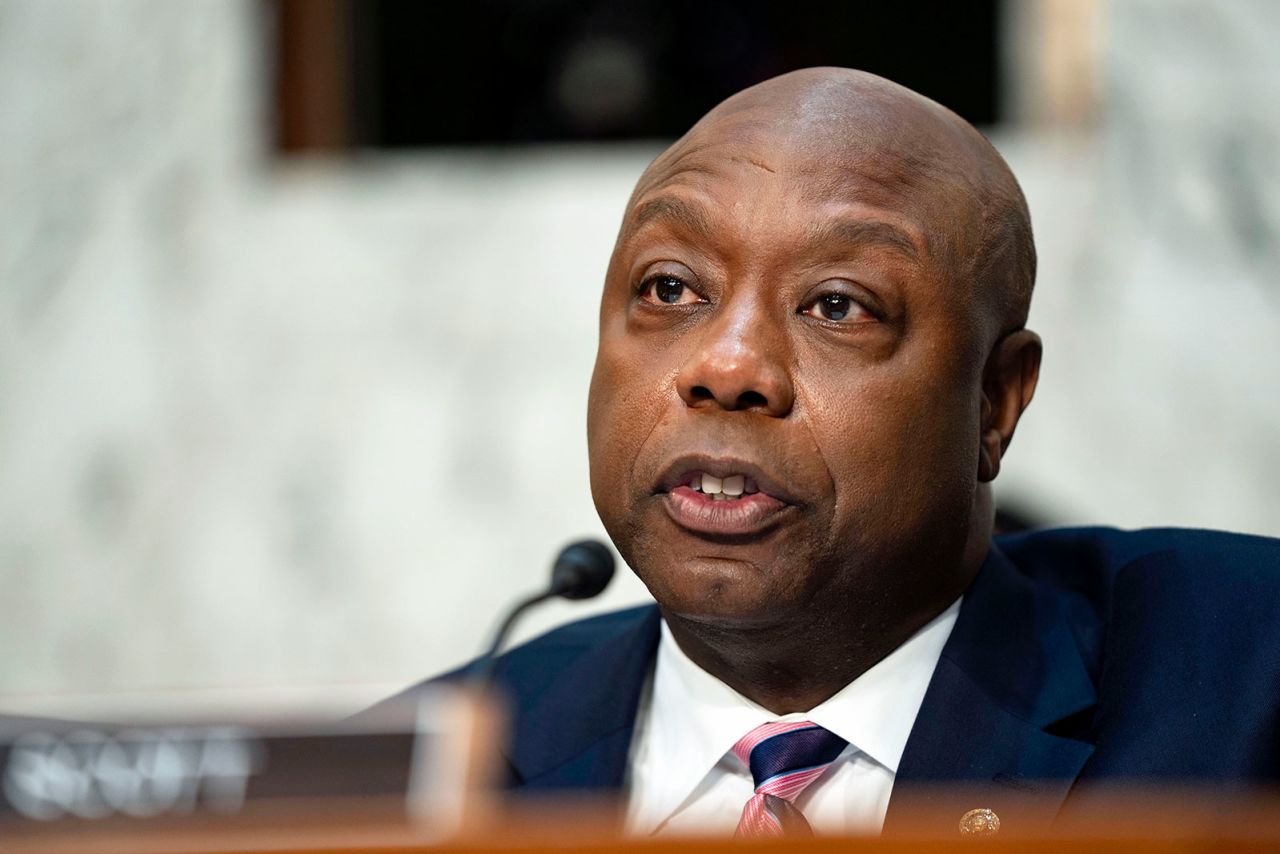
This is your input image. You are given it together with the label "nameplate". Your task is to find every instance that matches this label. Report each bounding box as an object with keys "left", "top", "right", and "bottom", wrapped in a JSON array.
[{"left": 0, "top": 687, "right": 492, "bottom": 843}]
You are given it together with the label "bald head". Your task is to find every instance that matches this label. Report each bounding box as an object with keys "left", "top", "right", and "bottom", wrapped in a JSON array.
[{"left": 634, "top": 67, "right": 1036, "bottom": 335}]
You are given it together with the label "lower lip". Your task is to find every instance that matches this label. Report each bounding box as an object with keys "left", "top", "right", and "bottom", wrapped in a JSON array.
[{"left": 662, "top": 486, "right": 791, "bottom": 537}]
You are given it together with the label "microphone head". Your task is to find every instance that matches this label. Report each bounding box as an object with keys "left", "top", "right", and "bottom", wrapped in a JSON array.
[{"left": 550, "top": 539, "right": 615, "bottom": 600}]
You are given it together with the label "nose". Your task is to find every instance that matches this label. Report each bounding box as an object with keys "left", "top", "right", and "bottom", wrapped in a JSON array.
[{"left": 675, "top": 299, "right": 794, "bottom": 417}]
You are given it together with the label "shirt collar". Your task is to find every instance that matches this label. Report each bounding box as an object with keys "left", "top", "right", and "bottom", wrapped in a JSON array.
[{"left": 643, "top": 598, "right": 961, "bottom": 821}]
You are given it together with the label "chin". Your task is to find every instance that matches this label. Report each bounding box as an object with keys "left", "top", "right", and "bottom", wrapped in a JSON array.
[{"left": 635, "top": 552, "right": 804, "bottom": 626}]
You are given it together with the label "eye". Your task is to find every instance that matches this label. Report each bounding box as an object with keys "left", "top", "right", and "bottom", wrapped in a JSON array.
[
  {"left": 801, "top": 292, "right": 874, "bottom": 323},
  {"left": 639, "top": 274, "right": 704, "bottom": 306}
]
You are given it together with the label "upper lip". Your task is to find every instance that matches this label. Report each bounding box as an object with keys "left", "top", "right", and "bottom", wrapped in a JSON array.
[{"left": 653, "top": 452, "right": 802, "bottom": 505}]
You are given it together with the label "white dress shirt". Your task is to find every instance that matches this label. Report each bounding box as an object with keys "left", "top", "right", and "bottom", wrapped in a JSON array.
[{"left": 625, "top": 598, "right": 961, "bottom": 837}]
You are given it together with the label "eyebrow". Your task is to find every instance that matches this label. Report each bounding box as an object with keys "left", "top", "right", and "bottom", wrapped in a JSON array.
[
  {"left": 808, "top": 218, "right": 922, "bottom": 262},
  {"left": 626, "top": 195, "right": 716, "bottom": 242},
  {"left": 626, "top": 194, "right": 922, "bottom": 262}
]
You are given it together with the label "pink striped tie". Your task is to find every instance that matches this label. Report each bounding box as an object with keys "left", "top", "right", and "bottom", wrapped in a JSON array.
[{"left": 732, "top": 721, "right": 849, "bottom": 838}]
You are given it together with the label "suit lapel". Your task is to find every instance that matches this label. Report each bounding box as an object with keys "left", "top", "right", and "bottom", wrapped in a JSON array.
[
  {"left": 884, "top": 544, "right": 1098, "bottom": 834},
  {"left": 507, "top": 606, "right": 661, "bottom": 792},
  {"left": 502, "top": 542, "right": 1100, "bottom": 824}
]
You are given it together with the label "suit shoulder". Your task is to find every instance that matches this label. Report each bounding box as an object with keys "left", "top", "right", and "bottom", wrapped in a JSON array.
[
  {"left": 494, "top": 604, "right": 659, "bottom": 671},
  {"left": 353, "top": 604, "right": 658, "bottom": 726},
  {"left": 486, "top": 604, "right": 659, "bottom": 703},
  {"left": 995, "top": 525, "right": 1280, "bottom": 604},
  {"left": 390, "top": 604, "right": 655, "bottom": 689}
]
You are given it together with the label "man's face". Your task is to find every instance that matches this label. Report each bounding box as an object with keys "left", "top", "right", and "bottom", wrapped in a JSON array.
[{"left": 587, "top": 123, "right": 989, "bottom": 629}]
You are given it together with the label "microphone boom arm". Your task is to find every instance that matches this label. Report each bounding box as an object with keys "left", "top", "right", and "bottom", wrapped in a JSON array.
[{"left": 474, "top": 539, "right": 615, "bottom": 684}]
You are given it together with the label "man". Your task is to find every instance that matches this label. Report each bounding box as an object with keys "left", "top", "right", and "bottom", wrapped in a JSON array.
[{"left": 387, "top": 68, "right": 1280, "bottom": 837}]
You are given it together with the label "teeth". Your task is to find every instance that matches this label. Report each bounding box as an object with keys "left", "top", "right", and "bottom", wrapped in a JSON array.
[{"left": 688, "top": 472, "right": 757, "bottom": 499}]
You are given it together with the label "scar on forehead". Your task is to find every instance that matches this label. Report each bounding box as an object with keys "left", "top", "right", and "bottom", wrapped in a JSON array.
[
  {"left": 625, "top": 194, "right": 923, "bottom": 262},
  {"left": 738, "top": 155, "right": 777, "bottom": 174}
]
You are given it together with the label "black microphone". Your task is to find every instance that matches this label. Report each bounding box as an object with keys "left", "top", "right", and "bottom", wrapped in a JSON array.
[
  {"left": 477, "top": 539, "right": 616, "bottom": 683},
  {"left": 548, "top": 539, "right": 615, "bottom": 599}
]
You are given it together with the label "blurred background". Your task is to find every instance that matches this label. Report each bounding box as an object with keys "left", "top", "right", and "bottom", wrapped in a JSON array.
[{"left": 1, "top": 0, "right": 1277, "bottom": 719}]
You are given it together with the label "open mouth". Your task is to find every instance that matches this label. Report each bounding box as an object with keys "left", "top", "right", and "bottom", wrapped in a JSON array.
[{"left": 657, "top": 459, "right": 796, "bottom": 538}]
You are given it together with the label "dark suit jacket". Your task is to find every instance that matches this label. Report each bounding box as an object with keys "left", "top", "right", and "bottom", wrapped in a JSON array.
[{"left": 394, "top": 527, "right": 1280, "bottom": 832}]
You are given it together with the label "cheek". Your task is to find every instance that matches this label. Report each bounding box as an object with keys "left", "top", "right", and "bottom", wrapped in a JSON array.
[
  {"left": 587, "top": 336, "right": 675, "bottom": 510},
  {"left": 804, "top": 370, "right": 980, "bottom": 537}
]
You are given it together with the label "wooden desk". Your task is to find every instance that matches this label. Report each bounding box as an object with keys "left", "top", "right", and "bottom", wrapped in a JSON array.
[{"left": 4, "top": 792, "right": 1280, "bottom": 854}]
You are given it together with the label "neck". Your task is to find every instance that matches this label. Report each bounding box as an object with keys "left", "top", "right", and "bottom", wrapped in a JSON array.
[
  {"left": 665, "top": 509, "right": 992, "bottom": 715},
  {"left": 663, "top": 592, "right": 956, "bottom": 715}
]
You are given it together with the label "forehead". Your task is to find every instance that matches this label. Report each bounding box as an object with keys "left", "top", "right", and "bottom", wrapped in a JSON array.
[{"left": 620, "top": 136, "right": 952, "bottom": 272}]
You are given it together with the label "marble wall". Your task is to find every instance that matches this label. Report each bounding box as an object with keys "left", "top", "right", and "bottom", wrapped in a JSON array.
[
  {"left": 1, "top": 0, "right": 1277, "bottom": 714},
  {"left": 1002, "top": 0, "right": 1280, "bottom": 533}
]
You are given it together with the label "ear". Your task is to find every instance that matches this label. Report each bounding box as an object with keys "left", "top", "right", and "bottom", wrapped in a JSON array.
[{"left": 977, "top": 329, "right": 1042, "bottom": 483}]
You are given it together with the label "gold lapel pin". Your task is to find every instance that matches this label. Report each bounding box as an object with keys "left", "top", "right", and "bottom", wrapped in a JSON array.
[{"left": 958, "top": 808, "right": 1001, "bottom": 836}]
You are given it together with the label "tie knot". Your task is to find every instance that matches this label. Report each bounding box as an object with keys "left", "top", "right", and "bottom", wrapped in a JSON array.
[{"left": 731, "top": 721, "right": 848, "bottom": 803}]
